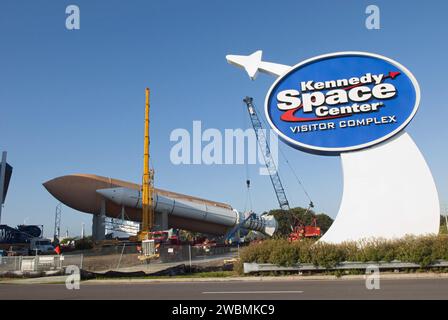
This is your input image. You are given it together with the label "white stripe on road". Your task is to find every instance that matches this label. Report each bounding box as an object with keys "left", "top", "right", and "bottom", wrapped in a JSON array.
[{"left": 203, "top": 291, "right": 304, "bottom": 294}]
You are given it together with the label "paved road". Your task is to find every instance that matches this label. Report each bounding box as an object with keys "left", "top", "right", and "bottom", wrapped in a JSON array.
[{"left": 0, "top": 278, "right": 447, "bottom": 299}]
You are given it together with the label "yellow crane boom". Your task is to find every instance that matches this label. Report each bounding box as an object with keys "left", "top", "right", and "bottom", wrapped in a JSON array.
[{"left": 140, "top": 88, "right": 154, "bottom": 239}]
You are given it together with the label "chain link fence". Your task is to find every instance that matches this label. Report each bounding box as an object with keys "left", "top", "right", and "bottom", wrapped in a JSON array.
[
  {"left": 75, "top": 243, "right": 237, "bottom": 272},
  {"left": 0, "top": 244, "right": 239, "bottom": 274}
]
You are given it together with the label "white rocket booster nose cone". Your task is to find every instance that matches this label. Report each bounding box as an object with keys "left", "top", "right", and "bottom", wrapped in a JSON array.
[
  {"left": 96, "top": 187, "right": 140, "bottom": 208},
  {"left": 96, "top": 187, "right": 123, "bottom": 203}
]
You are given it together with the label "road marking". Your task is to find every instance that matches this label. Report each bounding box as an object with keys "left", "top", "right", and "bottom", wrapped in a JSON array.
[{"left": 202, "top": 290, "right": 304, "bottom": 294}]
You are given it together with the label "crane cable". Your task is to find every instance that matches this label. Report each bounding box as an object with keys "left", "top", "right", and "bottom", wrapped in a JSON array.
[
  {"left": 253, "top": 101, "right": 315, "bottom": 211},
  {"left": 278, "top": 147, "right": 313, "bottom": 208},
  {"left": 244, "top": 178, "right": 253, "bottom": 214},
  {"left": 242, "top": 108, "right": 253, "bottom": 213}
]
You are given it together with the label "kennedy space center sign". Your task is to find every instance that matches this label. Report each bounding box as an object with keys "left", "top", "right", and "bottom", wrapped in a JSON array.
[
  {"left": 227, "top": 50, "right": 439, "bottom": 243},
  {"left": 265, "top": 52, "right": 420, "bottom": 154}
]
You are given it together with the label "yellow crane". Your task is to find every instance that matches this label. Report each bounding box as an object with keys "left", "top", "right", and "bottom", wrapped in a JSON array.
[{"left": 138, "top": 88, "right": 155, "bottom": 241}]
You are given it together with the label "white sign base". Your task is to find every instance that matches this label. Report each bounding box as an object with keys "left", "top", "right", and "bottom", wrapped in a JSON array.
[{"left": 320, "top": 131, "right": 440, "bottom": 243}]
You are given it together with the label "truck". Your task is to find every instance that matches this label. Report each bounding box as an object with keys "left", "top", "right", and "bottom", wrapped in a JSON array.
[
  {"left": 288, "top": 218, "right": 321, "bottom": 242},
  {"left": 28, "top": 238, "right": 55, "bottom": 255}
]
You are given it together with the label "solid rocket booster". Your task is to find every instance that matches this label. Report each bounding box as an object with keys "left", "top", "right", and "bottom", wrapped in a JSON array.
[
  {"left": 96, "top": 187, "right": 277, "bottom": 236},
  {"left": 43, "top": 174, "right": 278, "bottom": 236}
]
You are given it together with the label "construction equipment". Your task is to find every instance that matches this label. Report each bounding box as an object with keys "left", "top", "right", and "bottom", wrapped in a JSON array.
[
  {"left": 138, "top": 229, "right": 184, "bottom": 261},
  {"left": 145, "top": 229, "right": 181, "bottom": 245},
  {"left": 138, "top": 88, "right": 155, "bottom": 242},
  {"left": 242, "top": 96, "right": 318, "bottom": 239},
  {"left": 243, "top": 97, "right": 290, "bottom": 211},
  {"left": 139, "top": 239, "right": 159, "bottom": 260},
  {"left": 288, "top": 217, "right": 321, "bottom": 241}
]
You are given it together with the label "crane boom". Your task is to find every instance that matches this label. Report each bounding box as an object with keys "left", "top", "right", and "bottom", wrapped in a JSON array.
[
  {"left": 243, "top": 96, "right": 290, "bottom": 211},
  {"left": 140, "top": 88, "right": 154, "bottom": 238}
]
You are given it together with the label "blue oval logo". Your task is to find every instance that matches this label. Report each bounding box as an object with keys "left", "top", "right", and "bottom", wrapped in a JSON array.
[{"left": 265, "top": 52, "right": 420, "bottom": 154}]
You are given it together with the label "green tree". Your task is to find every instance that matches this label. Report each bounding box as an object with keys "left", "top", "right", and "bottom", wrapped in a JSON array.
[
  {"left": 440, "top": 215, "right": 448, "bottom": 234},
  {"left": 315, "top": 213, "right": 334, "bottom": 234},
  {"left": 75, "top": 236, "right": 93, "bottom": 250}
]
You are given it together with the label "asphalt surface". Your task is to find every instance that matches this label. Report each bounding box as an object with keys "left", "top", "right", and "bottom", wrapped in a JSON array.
[{"left": 0, "top": 278, "right": 447, "bottom": 300}]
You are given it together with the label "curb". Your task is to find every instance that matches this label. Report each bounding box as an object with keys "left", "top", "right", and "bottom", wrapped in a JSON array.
[
  {"left": 0, "top": 275, "right": 68, "bottom": 285},
  {"left": 2, "top": 272, "right": 448, "bottom": 285},
  {"left": 81, "top": 272, "right": 448, "bottom": 284}
]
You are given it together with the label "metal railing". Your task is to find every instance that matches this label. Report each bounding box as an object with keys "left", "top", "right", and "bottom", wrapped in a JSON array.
[
  {"left": 243, "top": 260, "right": 448, "bottom": 274},
  {"left": 0, "top": 254, "right": 83, "bottom": 273}
]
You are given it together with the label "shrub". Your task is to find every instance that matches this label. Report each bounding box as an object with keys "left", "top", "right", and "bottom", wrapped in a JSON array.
[
  {"left": 355, "top": 238, "right": 397, "bottom": 262},
  {"left": 394, "top": 235, "right": 435, "bottom": 267},
  {"left": 431, "top": 235, "right": 448, "bottom": 261},
  {"left": 236, "top": 234, "right": 448, "bottom": 274},
  {"left": 293, "top": 239, "right": 314, "bottom": 263},
  {"left": 268, "top": 240, "right": 299, "bottom": 266},
  {"left": 310, "top": 242, "right": 345, "bottom": 268},
  {"left": 75, "top": 237, "right": 94, "bottom": 250}
]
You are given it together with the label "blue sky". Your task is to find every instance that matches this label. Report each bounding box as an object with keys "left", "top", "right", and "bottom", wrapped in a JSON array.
[{"left": 1, "top": 0, "right": 447, "bottom": 237}]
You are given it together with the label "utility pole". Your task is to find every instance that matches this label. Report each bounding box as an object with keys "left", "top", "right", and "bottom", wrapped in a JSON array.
[{"left": 0, "top": 151, "right": 7, "bottom": 224}]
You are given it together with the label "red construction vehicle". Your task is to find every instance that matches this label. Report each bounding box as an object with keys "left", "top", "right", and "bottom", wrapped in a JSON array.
[
  {"left": 149, "top": 230, "right": 181, "bottom": 245},
  {"left": 288, "top": 217, "right": 321, "bottom": 241}
]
